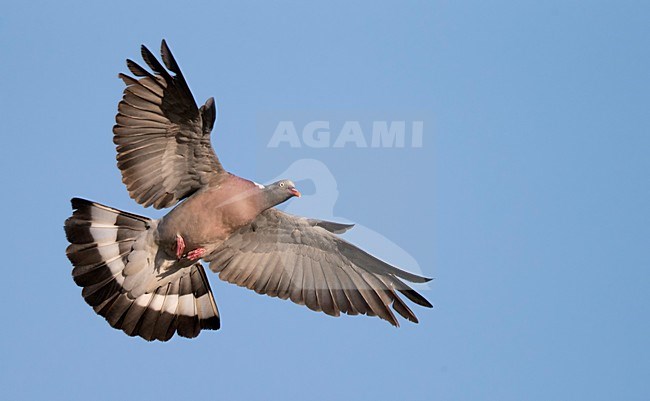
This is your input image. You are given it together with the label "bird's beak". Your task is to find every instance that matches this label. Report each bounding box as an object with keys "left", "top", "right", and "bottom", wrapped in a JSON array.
[{"left": 289, "top": 187, "right": 301, "bottom": 197}]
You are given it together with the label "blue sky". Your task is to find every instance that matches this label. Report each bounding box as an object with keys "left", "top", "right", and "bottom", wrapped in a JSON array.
[{"left": 1, "top": 1, "right": 649, "bottom": 400}]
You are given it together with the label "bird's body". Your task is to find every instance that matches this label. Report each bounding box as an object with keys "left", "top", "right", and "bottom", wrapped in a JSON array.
[
  {"left": 64, "top": 40, "right": 432, "bottom": 341},
  {"left": 157, "top": 174, "right": 265, "bottom": 258}
]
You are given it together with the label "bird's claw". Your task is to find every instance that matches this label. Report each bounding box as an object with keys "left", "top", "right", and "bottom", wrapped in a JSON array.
[
  {"left": 186, "top": 247, "right": 206, "bottom": 261},
  {"left": 175, "top": 234, "right": 205, "bottom": 261},
  {"left": 175, "top": 234, "right": 185, "bottom": 260}
]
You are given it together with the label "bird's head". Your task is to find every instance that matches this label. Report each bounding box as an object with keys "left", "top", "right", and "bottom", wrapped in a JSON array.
[
  {"left": 261, "top": 179, "right": 301, "bottom": 209},
  {"left": 274, "top": 179, "right": 301, "bottom": 198}
]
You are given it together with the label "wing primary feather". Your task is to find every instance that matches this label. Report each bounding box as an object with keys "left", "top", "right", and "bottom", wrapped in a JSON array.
[
  {"left": 159, "top": 40, "right": 197, "bottom": 111},
  {"left": 160, "top": 39, "right": 180, "bottom": 72},
  {"left": 140, "top": 45, "right": 174, "bottom": 83},
  {"left": 126, "top": 59, "right": 154, "bottom": 78},
  {"left": 358, "top": 270, "right": 399, "bottom": 326}
]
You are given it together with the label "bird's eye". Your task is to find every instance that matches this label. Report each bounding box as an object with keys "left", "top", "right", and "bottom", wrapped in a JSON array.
[{"left": 279, "top": 182, "right": 285, "bottom": 187}]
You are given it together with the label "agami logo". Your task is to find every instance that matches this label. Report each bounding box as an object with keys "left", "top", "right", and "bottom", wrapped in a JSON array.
[{"left": 267, "top": 120, "right": 424, "bottom": 148}]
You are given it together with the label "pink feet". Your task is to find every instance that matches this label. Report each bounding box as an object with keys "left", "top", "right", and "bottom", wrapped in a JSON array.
[
  {"left": 186, "top": 247, "right": 206, "bottom": 261},
  {"left": 174, "top": 234, "right": 205, "bottom": 261},
  {"left": 175, "top": 234, "right": 185, "bottom": 260}
]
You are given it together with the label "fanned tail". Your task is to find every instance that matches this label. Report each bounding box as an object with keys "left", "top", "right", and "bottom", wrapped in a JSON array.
[{"left": 64, "top": 198, "right": 220, "bottom": 341}]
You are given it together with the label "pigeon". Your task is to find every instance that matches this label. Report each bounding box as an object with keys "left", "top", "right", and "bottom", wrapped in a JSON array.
[{"left": 64, "top": 40, "right": 432, "bottom": 341}]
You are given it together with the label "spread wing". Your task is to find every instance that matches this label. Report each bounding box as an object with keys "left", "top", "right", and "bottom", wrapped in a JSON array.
[
  {"left": 113, "top": 39, "right": 223, "bottom": 209},
  {"left": 206, "top": 209, "right": 432, "bottom": 326}
]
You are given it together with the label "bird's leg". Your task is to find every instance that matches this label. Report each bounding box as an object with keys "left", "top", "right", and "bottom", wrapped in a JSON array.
[
  {"left": 186, "top": 247, "right": 206, "bottom": 261},
  {"left": 175, "top": 234, "right": 185, "bottom": 260}
]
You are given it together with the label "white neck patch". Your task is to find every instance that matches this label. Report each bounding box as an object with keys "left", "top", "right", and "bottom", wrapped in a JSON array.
[{"left": 253, "top": 181, "right": 265, "bottom": 189}]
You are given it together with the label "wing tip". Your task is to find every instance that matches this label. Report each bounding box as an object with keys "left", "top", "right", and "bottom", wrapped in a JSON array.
[{"left": 160, "top": 39, "right": 182, "bottom": 75}]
